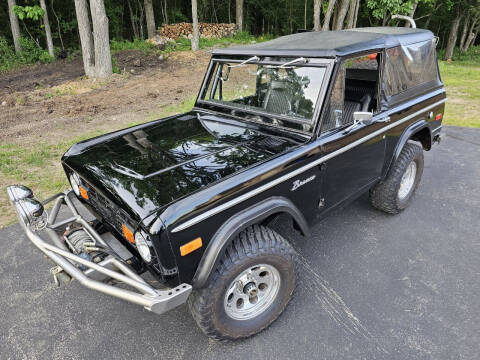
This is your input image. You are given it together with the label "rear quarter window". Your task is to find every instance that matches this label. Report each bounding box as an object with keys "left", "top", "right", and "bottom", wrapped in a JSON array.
[{"left": 384, "top": 40, "right": 438, "bottom": 97}]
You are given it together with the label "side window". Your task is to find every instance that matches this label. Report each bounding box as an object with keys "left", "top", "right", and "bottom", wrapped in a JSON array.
[
  {"left": 321, "top": 63, "right": 345, "bottom": 132},
  {"left": 321, "top": 53, "right": 380, "bottom": 133},
  {"left": 384, "top": 40, "right": 438, "bottom": 96}
]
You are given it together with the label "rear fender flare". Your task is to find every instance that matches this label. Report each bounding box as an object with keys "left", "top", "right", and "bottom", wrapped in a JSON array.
[
  {"left": 384, "top": 120, "right": 431, "bottom": 177},
  {"left": 192, "top": 196, "right": 309, "bottom": 288}
]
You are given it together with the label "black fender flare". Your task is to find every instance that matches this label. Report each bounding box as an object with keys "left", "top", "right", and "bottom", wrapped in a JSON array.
[
  {"left": 384, "top": 119, "right": 431, "bottom": 177},
  {"left": 191, "top": 196, "right": 309, "bottom": 288}
]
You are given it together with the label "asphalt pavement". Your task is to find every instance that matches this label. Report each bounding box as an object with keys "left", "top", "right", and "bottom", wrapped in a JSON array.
[{"left": 1, "top": 126, "right": 479, "bottom": 360}]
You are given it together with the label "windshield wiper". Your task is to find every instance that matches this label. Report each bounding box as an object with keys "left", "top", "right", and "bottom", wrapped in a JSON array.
[
  {"left": 280, "top": 57, "right": 307, "bottom": 68},
  {"left": 265, "top": 57, "right": 308, "bottom": 69},
  {"left": 227, "top": 56, "right": 260, "bottom": 68}
]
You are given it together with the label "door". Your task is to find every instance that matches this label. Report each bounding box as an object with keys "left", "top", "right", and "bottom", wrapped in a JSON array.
[{"left": 318, "top": 53, "right": 387, "bottom": 212}]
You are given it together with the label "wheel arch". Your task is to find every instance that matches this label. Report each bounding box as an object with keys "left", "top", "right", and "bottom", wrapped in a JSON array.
[
  {"left": 191, "top": 196, "right": 309, "bottom": 288},
  {"left": 384, "top": 120, "right": 431, "bottom": 177}
]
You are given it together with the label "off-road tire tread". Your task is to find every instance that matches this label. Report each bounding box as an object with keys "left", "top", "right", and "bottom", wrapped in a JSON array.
[
  {"left": 370, "top": 142, "right": 423, "bottom": 214},
  {"left": 188, "top": 224, "right": 297, "bottom": 340}
]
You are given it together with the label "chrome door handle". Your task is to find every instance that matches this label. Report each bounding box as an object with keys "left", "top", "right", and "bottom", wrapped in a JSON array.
[{"left": 377, "top": 116, "right": 391, "bottom": 123}]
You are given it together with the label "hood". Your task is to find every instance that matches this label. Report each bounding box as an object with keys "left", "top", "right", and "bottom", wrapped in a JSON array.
[{"left": 62, "top": 111, "right": 300, "bottom": 224}]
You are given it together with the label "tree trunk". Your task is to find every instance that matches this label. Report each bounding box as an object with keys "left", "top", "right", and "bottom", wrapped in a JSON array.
[
  {"left": 424, "top": 0, "right": 438, "bottom": 29},
  {"left": 322, "top": 0, "right": 337, "bottom": 31},
  {"left": 90, "top": 0, "right": 112, "bottom": 78},
  {"left": 127, "top": 0, "right": 140, "bottom": 39},
  {"left": 191, "top": 0, "right": 199, "bottom": 51},
  {"left": 444, "top": 9, "right": 461, "bottom": 60},
  {"left": 463, "top": 31, "right": 476, "bottom": 52},
  {"left": 465, "top": 28, "right": 478, "bottom": 51},
  {"left": 332, "top": 3, "right": 339, "bottom": 29},
  {"left": 352, "top": 0, "right": 359, "bottom": 28},
  {"left": 334, "top": 0, "right": 350, "bottom": 30},
  {"left": 313, "top": 0, "right": 321, "bottom": 31},
  {"left": 144, "top": 0, "right": 155, "bottom": 38},
  {"left": 346, "top": 0, "right": 355, "bottom": 29},
  {"left": 382, "top": 12, "right": 390, "bottom": 26},
  {"left": 463, "top": 18, "right": 478, "bottom": 52},
  {"left": 164, "top": 0, "right": 168, "bottom": 25},
  {"left": 39, "top": 0, "right": 54, "bottom": 57},
  {"left": 50, "top": 0, "right": 64, "bottom": 50},
  {"left": 236, "top": 0, "right": 243, "bottom": 32},
  {"left": 74, "top": 0, "right": 95, "bottom": 77},
  {"left": 304, "top": 0, "right": 307, "bottom": 29},
  {"left": 228, "top": 0, "right": 231, "bottom": 24},
  {"left": 138, "top": 0, "right": 145, "bottom": 39},
  {"left": 7, "top": 0, "right": 22, "bottom": 53},
  {"left": 404, "top": 1, "right": 417, "bottom": 27},
  {"left": 459, "top": 13, "right": 470, "bottom": 50}
]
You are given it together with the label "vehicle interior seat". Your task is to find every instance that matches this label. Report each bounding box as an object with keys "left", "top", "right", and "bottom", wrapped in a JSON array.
[
  {"left": 263, "top": 80, "right": 292, "bottom": 115},
  {"left": 343, "top": 100, "right": 361, "bottom": 125}
]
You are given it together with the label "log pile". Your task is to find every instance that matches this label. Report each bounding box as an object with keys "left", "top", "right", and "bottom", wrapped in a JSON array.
[{"left": 157, "top": 23, "right": 237, "bottom": 41}]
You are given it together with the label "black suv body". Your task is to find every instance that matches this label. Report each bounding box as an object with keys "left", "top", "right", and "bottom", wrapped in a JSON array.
[{"left": 8, "top": 27, "right": 446, "bottom": 339}]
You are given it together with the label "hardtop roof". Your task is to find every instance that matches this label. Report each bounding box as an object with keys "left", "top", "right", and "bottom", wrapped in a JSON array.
[{"left": 212, "top": 27, "right": 434, "bottom": 58}]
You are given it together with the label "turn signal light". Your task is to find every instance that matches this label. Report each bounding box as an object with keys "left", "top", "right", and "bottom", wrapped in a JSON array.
[
  {"left": 435, "top": 113, "right": 443, "bottom": 121},
  {"left": 180, "top": 237, "right": 202, "bottom": 256},
  {"left": 78, "top": 186, "right": 89, "bottom": 200},
  {"left": 122, "top": 224, "right": 135, "bottom": 243}
]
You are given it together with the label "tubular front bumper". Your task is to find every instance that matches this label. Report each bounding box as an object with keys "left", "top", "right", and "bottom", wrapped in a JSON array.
[{"left": 7, "top": 186, "right": 192, "bottom": 315}]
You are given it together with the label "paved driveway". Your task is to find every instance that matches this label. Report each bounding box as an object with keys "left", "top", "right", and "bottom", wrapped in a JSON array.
[{"left": 1, "top": 126, "right": 479, "bottom": 360}]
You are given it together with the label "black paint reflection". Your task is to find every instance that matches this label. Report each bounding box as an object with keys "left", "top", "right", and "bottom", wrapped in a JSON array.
[{"left": 63, "top": 111, "right": 299, "bottom": 221}]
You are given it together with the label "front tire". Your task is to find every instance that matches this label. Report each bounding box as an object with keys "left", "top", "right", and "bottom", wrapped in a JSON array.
[
  {"left": 370, "top": 142, "right": 424, "bottom": 214},
  {"left": 188, "top": 225, "right": 297, "bottom": 340}
]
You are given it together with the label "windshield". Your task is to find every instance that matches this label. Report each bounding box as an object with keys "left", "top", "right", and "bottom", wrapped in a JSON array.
[{"left": 199, "top": 59, "right": 327, "bottom": 133}]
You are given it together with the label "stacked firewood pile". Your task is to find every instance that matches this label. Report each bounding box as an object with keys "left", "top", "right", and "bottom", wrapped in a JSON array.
[{"left": 157, "top": 23, "right": 237, "bottom": 41}]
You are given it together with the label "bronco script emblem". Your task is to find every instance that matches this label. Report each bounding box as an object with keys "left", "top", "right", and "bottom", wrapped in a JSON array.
[{"left": 290, "top": 175, "right": 316, "bottom": 191}]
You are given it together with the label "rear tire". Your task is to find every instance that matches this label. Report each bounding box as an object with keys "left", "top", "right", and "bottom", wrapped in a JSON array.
[
  {"left": 188, "top": 225, "right": 297, "bottom": 340},
  {"left": 370, "top": 142, "right": 424, "bottom": 214}
]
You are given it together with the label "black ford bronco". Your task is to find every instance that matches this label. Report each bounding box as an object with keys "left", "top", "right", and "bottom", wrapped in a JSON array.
[{"left": 8, "top": 26, "right": 446, "bottom": 340}]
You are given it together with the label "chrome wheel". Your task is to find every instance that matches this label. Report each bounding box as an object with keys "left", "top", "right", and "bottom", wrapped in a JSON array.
[
  {"left": 398, "top": 161, "right": 417, "bottom": 200},
  {"left": 224, "top": 264, "right": 281, "bottom": 321}
]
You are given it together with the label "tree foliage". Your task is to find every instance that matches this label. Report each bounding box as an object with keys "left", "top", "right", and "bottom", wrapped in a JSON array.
[
  {"left": 1, "top": 0, "right": 479, "bottom": 64},
  {"left": 13, "top": 5, "right": 44, "bottom": 21}
]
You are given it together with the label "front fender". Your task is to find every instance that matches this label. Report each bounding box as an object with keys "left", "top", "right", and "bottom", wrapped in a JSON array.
[{"left": 191, "top": 196, "right": 309, "bottom": 288}]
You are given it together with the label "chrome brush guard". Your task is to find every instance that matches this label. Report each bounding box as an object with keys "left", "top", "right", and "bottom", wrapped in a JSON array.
[{"left": 7, "top": 186, "right": 192, "bottom": 315}]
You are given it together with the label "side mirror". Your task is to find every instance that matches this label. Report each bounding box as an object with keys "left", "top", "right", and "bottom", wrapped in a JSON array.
[{"left": 353, "top": 111, "right": 374, "bottom": 126}]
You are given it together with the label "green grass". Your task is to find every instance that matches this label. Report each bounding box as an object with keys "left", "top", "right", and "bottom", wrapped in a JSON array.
[
  {"left": 110, "top": 38, "right": 159, "bottom": 53},
  {"left": 166, "top": 32, "right": 274, "bottom": 52},
  {"left": 439, "top": 59, "right": 480, "bottom": 128},
  {"left": 437, "top": 45, "right": 480, "bottom": 66},
  {"left": 144, "top": 95, "right": 197, "bottom": 123}
]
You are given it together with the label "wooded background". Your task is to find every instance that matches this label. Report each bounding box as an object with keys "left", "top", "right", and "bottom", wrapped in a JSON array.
[{"left": 1, "top": 0, "right": 479, "bottom": 78}]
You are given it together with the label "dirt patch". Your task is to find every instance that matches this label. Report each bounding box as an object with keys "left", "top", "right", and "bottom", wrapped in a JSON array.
[
  {"left": 0, "top": 49, "right": 211, "bottom": 227},
  {"left": 0, "top": 50, "right": 210, "bottom": 145},
  {"left": 0, "top": 50, "right": 166, "bottom": 95},
  {"left": 0, "top": 57, "right": 85, "bottom": 94}
]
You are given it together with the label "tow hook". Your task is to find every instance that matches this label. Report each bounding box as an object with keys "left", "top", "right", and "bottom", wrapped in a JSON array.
[
  {"left": 50, "top": 266, "right": 72, "bottom": 286},
  {"left": 434, "top": 134, "right": 442, "bottom": 144}
]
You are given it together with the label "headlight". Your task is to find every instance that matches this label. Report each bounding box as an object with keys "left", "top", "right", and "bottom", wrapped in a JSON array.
[
  {"left": 134, "top": 231, "right": 152, "bottom": 263},
  {"left": 69, "top": 173, "right": 81, "bottom": 196}
]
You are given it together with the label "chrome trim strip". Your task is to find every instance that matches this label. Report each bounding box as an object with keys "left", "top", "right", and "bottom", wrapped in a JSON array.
[
  {"left": 432, "top": 125, "right": 442, "bottom": 133},
  {"left": 172, "top": 98, "right": 447, "bottom": 232}
]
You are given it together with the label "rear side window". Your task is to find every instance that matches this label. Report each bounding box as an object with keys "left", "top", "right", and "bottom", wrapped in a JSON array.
[{"left": 384, "top": 40, "right": 438, "bottom": 96}]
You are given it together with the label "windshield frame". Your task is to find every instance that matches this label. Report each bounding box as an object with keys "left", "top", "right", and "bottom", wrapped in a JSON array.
[{"left": 195, "top": 56, "right": 334, "bottom": 135}]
